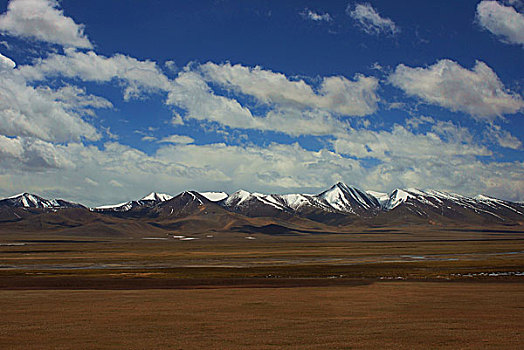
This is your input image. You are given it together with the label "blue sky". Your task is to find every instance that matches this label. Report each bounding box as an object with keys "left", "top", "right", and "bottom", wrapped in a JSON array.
[{"left": 0, "top": 0, "right": 522, "bottom": 206}]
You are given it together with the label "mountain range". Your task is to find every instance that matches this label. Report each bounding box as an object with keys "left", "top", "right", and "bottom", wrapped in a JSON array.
[{"left": 0, "top": 183, "right": 523, "bottom": 236}]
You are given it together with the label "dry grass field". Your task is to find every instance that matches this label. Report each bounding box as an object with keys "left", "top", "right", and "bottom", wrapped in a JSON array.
[
  {"left": 0, "top": 283, "right": 523, "bottom": 349},
  {"left": 0, "top": 227, "right": 523, "bottom": 349}
]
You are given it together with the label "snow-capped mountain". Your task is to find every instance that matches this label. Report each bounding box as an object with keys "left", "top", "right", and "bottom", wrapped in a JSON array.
[
  {"left": 221, "top": 182, "right": 381, "bottom": 218},
  {"left": 220, "top": 190, "right": 292, "bottom": 217},
  {"left": 2, "top": 184, "right": 523, "bottom": 227},
  {"left": 378, "top": 188, "right": 524, "bottom": 223},
  {"left": 216, "top": 183, "right": 524, "bottom": 224},
  {"left": 200, "top": 192, "right": 228, "bottom": 202},
  {"left": 94, "top": 192, "right": 173, "bottom": 212},
  {"left": 317, "top": 182, "right": 381, "bottom": 215},
  {"left": 140, "top": 192, "right": 173, "bottom": 202},
  {"left": 0, "top": 193, "right": 85, "bottom": 209},
  {"left": 149, "top": 191, "right": 210, "bottom": 218}
]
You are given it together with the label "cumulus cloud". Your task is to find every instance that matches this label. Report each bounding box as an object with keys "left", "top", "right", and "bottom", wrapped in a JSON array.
[
  {"left": 35, "top": 84, "right": 113, "bottom": 116},
  {"left": 18, "top": 53, "right": 379, "bottom": 137},
  {"left": 388, "top": 59, "right": 524, "bottom": 121},
  {"left": 300, "top": 8, "right": 332, "bottom": 22},
  {"left": 329, "top": 121, "right": 524, "bottom": 201},
  {"left": 0, "top": 134, "right": 23, "bottom": 158},
  {"left": 0, "top": 141, "right": 204, "bottom": 205},
  {"left": 158, "top": 134, "right": 195, "bottom": 144},
  {"left": 157, "top": 142, "right": 364, "bottom": 192},
  {"left": 476, "top": 1, "right": 524, "bottom": 46},
  {"left": 0, "top": 140, "right": 361, "bottom": 205},
  {"left": 1, "top": 136, "right": 523, "bottom": 206},
  {"left": 19, "top": 48, "right": 171, "bottom": 100},
  {"left": 365, "top": 158, "right": 524, "bottom": 202},
  {"left": 0, "top": 0, "right": 92, "bottom": 48},
  {"left": 166, "top": 70, "right": 350, "bottom": 136},
  {"left": 200, "top": 62, "right": 379, "bottom": 116},
  {"left": 166, "top": 70, "right": 258, "bottom": 129},
  {"left": 348, "top": 3, "right": 399, "bottom": 35},
  {"left": 0, "top": 64, "right": 100, "bottom": 142},
  {"left": 0, "top": 52, "right": 15, "bottom": 69},
  {"left": 0, "top": 135, "right": 74, "bottom": 170},
  {"left": 0, "top": 32, "right": 521, "bottom": 204},
  {"left": 332, "top": 124, "right": 491, "bottom": 161}
]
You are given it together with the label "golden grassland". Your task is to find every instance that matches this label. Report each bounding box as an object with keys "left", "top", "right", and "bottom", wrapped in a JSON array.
[
  {"left": 0, "top": 227, "right": 523, "bottom": 348},
  {"left": 0, "top": 283, "right": 523, "bottom": 349}
]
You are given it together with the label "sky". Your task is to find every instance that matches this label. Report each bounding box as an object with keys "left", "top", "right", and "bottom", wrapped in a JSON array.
[{"left": 0, "top": 0, "right": 523, "bottom": 206}]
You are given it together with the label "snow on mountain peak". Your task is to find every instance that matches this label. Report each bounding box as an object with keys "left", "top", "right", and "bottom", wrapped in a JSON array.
[
  {"left": 385, "top": 189, "right": 410, "bottom": 210},
  {"left": 95, "top": 201, "right": 132, "bottom": 210},
  {"left": 320, "top": 185, "right": 353, "bottom": 212},
  {"left": 1, "top": 193, "right": 82, "bottom": 209},
  {"left": 318, "top": 182, "right": 379, "bottom": 213},
  {"left": 7, "top": 192, "right": 29, "bottom": 199},
  {"left": 140, "top": 192, "right": 173, "bottom": 202},
  {"left": 475, "top": 194, "right": 499, "bottom": 202},
  {"left": 225, "top": 190, "right": 252, "bottom": 206},
  {"left": 279, "top": 194, "right": 312, "bottom": 210},
  {"left": 366, "top": 190, "right": 389, "bottom": 206},
  {"left": 200, "top": 192, "right": 228, "bottom": 202}
]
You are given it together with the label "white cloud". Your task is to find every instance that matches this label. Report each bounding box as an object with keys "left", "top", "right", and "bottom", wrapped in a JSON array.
[
  {"left": 0, "top": 0, "right": 92, "bottom": 48},
  {"left": 332, "top": 124, "right": 491, "bottom": 161},
  {"left": 1, "top": 137, "right": 523, "bottom": 206},
  {"left": 166, "top": 70, "right": 352, "bottom": 136},
  {"left": 158, "top": 134, "right": 194, "bottom": 144},
  {"left": 348, "top": 3, "right": 399, "bottom": 35},
  {"left": 388, "top": 59, "right": 524, "bottom": 121},
  {"left": 486, "top": 124, "right": 523, "bottom": 149},
  {"left": 19, "top": 54, "right": 379, "bottom": 137},
  {"left": 476, "top": 1, "right": 524, "bottom": 46},
  {"left": 19, "top": 48, "right": 171, "bottom": 100},
  {"left": 365, "top": 158, "right": 524, "bottom": 202},
  {"left": 0, "top": 52, "right": 15, "bottom": 69},
  {"left": 155, "top": 142, "right": 364, "bottom": 192},
  {"left": 166, "top": 70, "right": 258, "bottom": 129},
  {"left": 1, "top": 45, "right": 522, "bottom": 204},
  {"left": 0, "top": 64, "right": 100, "bottom": 142},
  {"left": 200, "top": 62, "right": 379, "bottom": 116},
  {"left": 0, "top": 135, "right": 74, "bottom": 169},
  {"left": 0, "top": 134, "right": 23, "bottom": 158},
  {"left": 170, "top": 111, "right": 184, "bottom": 125},
  {"left": 35, "top": 84, "right": 113, "bottom": 116},
  {"left": 300, "top": 8, "right": 332, "bottom": 22},
  {"left": 325, "top": 117, "right": 524, "bottom": 201},
  {"left": 1, "top": 141, "right": 355, "bottom": 205}
]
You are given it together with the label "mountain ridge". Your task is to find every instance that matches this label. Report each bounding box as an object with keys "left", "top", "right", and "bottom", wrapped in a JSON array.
[{"left": 1, "top": 183, "right": 522, "bottom": 229}]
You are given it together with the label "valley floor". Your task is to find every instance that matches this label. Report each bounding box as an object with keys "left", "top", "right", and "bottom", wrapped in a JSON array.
[
  {"left": 0, "top": 282, "right": 523, "bottom": 349},
  {"left": 0, "top": 228, "right": 523, "bottom": 349}
]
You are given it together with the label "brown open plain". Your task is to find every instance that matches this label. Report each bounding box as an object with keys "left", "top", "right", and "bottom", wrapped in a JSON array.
[
  {"left": 1, "top": 283, "right": 523, "bottom": 349},
  {"left": 0, "top": 226, "right": 523, "bottom": 349}
]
